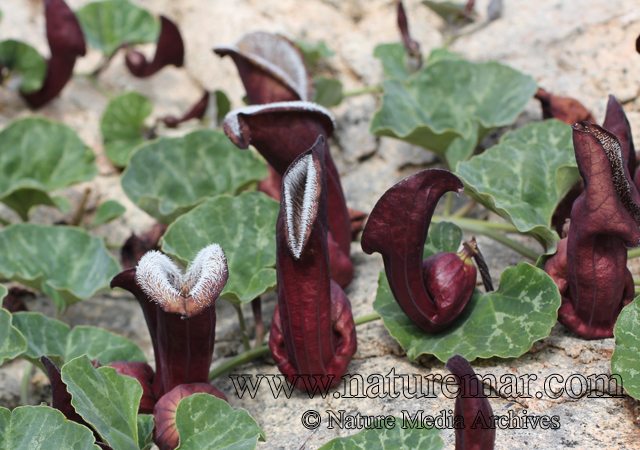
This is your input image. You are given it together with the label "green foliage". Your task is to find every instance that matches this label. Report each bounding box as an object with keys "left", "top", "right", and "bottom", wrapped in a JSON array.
[
  {"left": 423, "top": 221, "right": 462, "bottom": 259},
  {"left": 373, "top": 43, "right": 414, "bottom": 82},
  {"left": 318, "top": 419, "right": 443, "bottom": 450},
  {"left": 612, "top": 296, "right": 640, "bottom": 399},
  {"left": 101, "top": 92, "right": 153, "bottom": 168},
  {"left": 175, "top": 394, "right": 266, "bottom": 450},
  {"left": 294, "top": 39, "right": 335, "bottom": 67},
  {"left": 122, "top": 129, "right": 268, "bottom": 224},
  {"left": 374, "top": 263, "right": 561, "bottom": 362},
  {"left": 370, "top": 58, "right": 537, "bottom": 160},
  {"left": 422, "top": 1, "right": 472, "bottom": 23},
  {"left": 161, "top": 192, "right": 279, "bottom": 304},
  {"left": 0, "top": 302, "right": 28, "bottom": 365},
  {"left": 0, "top": 406, "right": 100, "bottom": 449},
  {"left": 76, "top": 0, "right": 160, "bottom": 55},
  {"left": 313, "top": 76, "right": 343, "bottom": 107},
  {"left": 91, "top": 200, "right": 126, "bottom": 227},
  {"left": 456, "top": 120, "right": 578, "bottom": 252},
  {"left": 61, "top": 356, "right": 142, "bottom": 450},
  {"left": 0, "top": 117, "right": 97, "bottom": 220},
  {"left": 0, "top": 40, "right": 47, "bottom": 93},
  {"left": 0, "top": 224, "right": 121, "bottom": 313},
  {"left": 136, "top": 415, "right": 155, "bottom": 450},
  {"left": 213, "top": 90, "right": 231, "bottom": 123}
]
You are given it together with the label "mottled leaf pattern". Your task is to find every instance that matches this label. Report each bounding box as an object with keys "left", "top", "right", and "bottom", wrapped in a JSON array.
[
  {"left": 0, "top": 40, "right": 47, "bottom": 93},
  {"left": 174, "top": 394, "right": 266, "bottom": 450},
  {"left": 0, "top": 224, "right": 121, "bottom": 312},
  {"left": 76, "top": 0, "right": 159, "bottom": 55},
  {"left": 61, "top": 356, "right": 142, "bottom": 450},
  {"left": 423, "top": 221, "right": 462, "bottom": 259},
  {"left": 374, "top": 263, "right": 561, "bottom": 361},
  {"left": 122, "top": 129, "right": 268, "bottom": 224},
  {"left": 456, "top": 120, "right": 578, "bottom": 252},
  {"left": 0, "top": 118, "right": 97, "bottom": 220},
  {"left": 0, "top": 406, "right": 100, "bottom": 450},
  {"left": 318, "top": 420, "right": 443, "bottom": 450},
  {"left": 612, "top": 296, "right": 640, "bottom": 399},
  {"left": 161, "top": 192, "right": 279, "bottom": 304},
  {"left": 370, "top": 59, "right": 536, "bottom": 157}
]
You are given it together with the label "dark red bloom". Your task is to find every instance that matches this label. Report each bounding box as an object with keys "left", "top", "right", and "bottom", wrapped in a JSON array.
[
  {"left": 269, "top": 137, "right": 357, "bottom": 391},
  {"left": 534, "top": 88, "right": 596, "bottom": 125},
  {"left": 121, "top": 222, "right": 168, "bottom": 270},
  {"left": 41, "top": 356, "right": 90, "bottom": 426},
  {"left": 108, "top": 361, "right": 156, "bottom": 414},
  {"left": 545, "top": 122, "right": 640, "bottom": 338},
  {"left": 125, "top": 16, "right": 184, "bottom": 78},
  {"left": 361, "top": 169, "right": 470, "bottom": 333},
  {"left": 214, "top": 32, "right": 313, "bottom": 104},
  {"left": 397, "top": 1, "right": 422, "bottom": 71},
  {"left": 224, "top": 102, "right": 353, "bottom": 288},
  {"left": 22, "top": 0, "right": 86, "bottom": 108},
  {"left": 162, "top": 91, "right": 209, "bottom": 128}
]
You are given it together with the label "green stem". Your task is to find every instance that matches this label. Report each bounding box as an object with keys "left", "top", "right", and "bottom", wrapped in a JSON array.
[
  {"left": 452, "top": 200, "right": 476, "bottom": 218},
  {"left": 629, "top": 248, "right": 640, "bottom": 259},
  {"left": 209, "top": 345, "right": 269, "bottom": 381},
  {"left": 434, "top": 216, "right": 540, "bottom": 261},
  {"left": 432, "top": 216, "right": 519, "bottom": 232},
  {"left": 342, "top": 85, "right": 383, "bottom": 97},
  {"left": 209, "top": 312, "right": 383, "bottom": 381},
  {"left": 634, "top": 278, "right": 640, "bottom": 286},
  {"left": 21, "top": 362, "right": 33, "bottom": 406},
  {"left": 354, "top": 312, "right": 381, "bottom": 326},
  {"left": 442, "top": 192, "right": 454, "bottom": 216},
  {"left": 234, "top": 304, "right": 251, "bottom": 352}
]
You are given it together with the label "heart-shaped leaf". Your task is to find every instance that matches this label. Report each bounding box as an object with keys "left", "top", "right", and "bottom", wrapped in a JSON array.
[
  {"left": 61, "top": 356, "right": 142, "bottom": 450},
  {"left": 318, "top": 419, "right": 443, "bottom": 450},
  {"left": 0, "top": 406, "right": 100, "bottom": 450},
  {"left": 91, "top": 200, "right": 126, "bottom": 227},
  {"left": 612, "top": 295, "right": 640, "bottom": 399},
  {"left": 370, "top": 59, "right": 536, "bottom": 159},
  {"left": 101, "top": 91, "right": 153, "bottom": 168},
  {"left": 374, "top": 262, "right": 561, "bottom": 362},
  {"left": 373, "top": 43, "right": 414, "bottom": 82},
  {"left": 174, "top": 394, "right": 266, "bottom": 450},
  {"left": 0, "top": 117, "right": 97, "bottom": 220},
  {"left": 0, "top": 292, "right": 28, "bottom": 365},
  {"left": 161, "top": 192, "right": 279, "bottom": 304},
  {"left": 423, "top": 221, "right": 462, "bottom": 258},
  {"left": 122, "top": 129, "right": 268, "bottom": 224},
  {"left": 11, "top": 312, "right": 146, "bottom": 369},
  {"left": 456, "top": 120, "right": 578, "bottom": 252},
  {"left": 76, "top": 0, "right": 159, "bottom": 56},
  {"left": 313, "top": 76, "right": 343, "bottom": 107},
  {"left": 0, "top": 224, "right": 121, "bottom": 313},
  {"left": 294, "top": 39, "right": 334, "bottom": 67},
  {"left": 0, "top": 40, "right": 47, "bottom": 93}
]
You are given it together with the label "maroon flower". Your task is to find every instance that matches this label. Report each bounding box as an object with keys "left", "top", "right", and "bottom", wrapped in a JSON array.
[{"left": 125, "top": 16, "right": 184, "bottom": 78}]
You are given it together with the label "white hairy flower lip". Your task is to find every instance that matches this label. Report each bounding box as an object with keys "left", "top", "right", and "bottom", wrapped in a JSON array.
[{"left": 135, "top": 244, "right": 228, "bottom": 317}]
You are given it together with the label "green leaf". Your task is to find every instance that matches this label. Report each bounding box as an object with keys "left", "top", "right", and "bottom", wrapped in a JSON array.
[
  {"left": 52, "top": 195, "right": 72, "bottom": 213},
  {"left": 0, "top": 406, "right": 100, "bottom": 450},
  {"left": 373, "top": 43, "right": 413, "bottom": 82},
  {"left": 612, "top": 296, "right": 640, "bottom": 399},
  {"left": 136, "top": 415, "right": 155, "bottom": 450},
  {"left": 0, "top": 40, "right": 47, "bottom": 93},
  {"left": 318, "top": 419, "right": 443, "bottom": 450},
  {"left": 0, "top": 224, "right": 121, "bottom": 312},
  {"left": 370, "top": 59, "right": 537, "bottom": 158},
  {"left": 313, "top": 76, "right": 343, "bottom": 107},
  {"left": 0, "top": 305, "right": 28, "bottom": 365},
  {"left": 76, "top": 0, "right": 159, "bottom": 56},
  {"left": 61, "top": 356, "right": 141, "bottom": 450},
  {"left": 374, "top": 263, "right": 561, "bottom": 362},
  {"left": 91, "top": 200, "right": 126, "bottom": 227},
  {"left": 423, "top": 221, "right": 462, "bottom": 259},
  {"left": 424, "top": 48, "right": 463, "bottom": 65},
  {"left": 0, "top": 117, "right": 97, "bottom": 221},
  {"left": 122, "top": 129, "right": 268, "bottom": 225},
  {"left": 161, "top": 192, "right": 279, "bottom": 304},
  {"left": 294, "top": 40, "right": 334, "bottom": 67},
  {"left": 175, "top": 394, "right": 266, "bottom": 450},
  {"left": 422, "top": 1, "right": 471, "bottom": 23},
  {"left": 11, "top": 312, "right": 146, "bottom": 369},
  {"left": 444, "top": 121, "right": 479, "bottom": 170},
  {"left": 101, "top": 92, "right": 153, "bottom": 168},
  {"left": 213, "top": 90, "right": 231, "bottom": 123},
  {"left": 456, "top": 120, "right": 577, "bottom": 252}
]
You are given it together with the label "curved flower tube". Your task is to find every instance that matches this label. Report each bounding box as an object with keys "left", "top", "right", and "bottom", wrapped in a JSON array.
[
  {"left": 214, "top": 31, "right": 313, "bottom": 104},
  {"left": 545, "top": 122, "right": 640, "bottom": 338},
  {"left": 397, "top": 1, "right": 422, "bottom": 71},
  {"left": 110, "top": 244, "right": 228, "bottom": 398},
  {"left": 126, "top": 16, "right": 184, "bottom": 78},
  {"left": 361, "top": 169, "right": 467, "bottom": 333},
  {"left": 22, "top": 0, "right": 86, "bottom": 108},
  {"left": 162, "top": 91, "right": 209, "bottom": 128},
  {"left": 446, "top": 355, "right": 496, "bottom": 450},
  {"left": 269, "top": 137, "right": 357, "bottom": 391},
  {"left": 224, "top": 101, "right": 353, "bottom": 288}
]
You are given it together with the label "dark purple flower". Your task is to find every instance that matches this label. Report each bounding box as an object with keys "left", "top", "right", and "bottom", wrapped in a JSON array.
[{"left": 125, "top": 16, "right": 184, "bottom": 78}]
